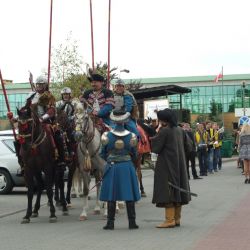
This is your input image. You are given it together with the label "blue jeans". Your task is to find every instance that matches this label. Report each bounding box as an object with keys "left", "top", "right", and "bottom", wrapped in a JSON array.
[
  {"left": 207, "top": 148, "right": 214, "bottom": 172},
  {"left": 197, "top": 148, "right": 208, "bottom": 175},
  {"left": 214, "top": 148, "right": 221, "bottom": 170}
]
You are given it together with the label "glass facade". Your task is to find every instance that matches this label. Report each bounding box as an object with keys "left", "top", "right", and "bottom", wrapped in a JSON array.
[
  {"left": 169, "top": 84, "right": 250, "bottom": 114},
  {"left": 0, "top": 93, "right": 29, "bottom": 118}
]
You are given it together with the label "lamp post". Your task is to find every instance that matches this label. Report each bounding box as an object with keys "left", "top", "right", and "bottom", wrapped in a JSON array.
[{"left": 242, "top": 81, "right": 246, "bottom": 116}]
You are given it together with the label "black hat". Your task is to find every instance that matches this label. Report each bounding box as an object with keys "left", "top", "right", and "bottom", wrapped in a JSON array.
[
  {"left": 88, "top": 73, "right": 104, "bottom": 82},
  {"left": 157, "top": 108, "right": 177, "bottom": 127},
  {"left": 110, "top": 108, "right": 130, "bottom": 123}
]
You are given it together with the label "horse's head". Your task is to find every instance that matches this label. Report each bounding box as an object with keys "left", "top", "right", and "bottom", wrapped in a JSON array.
[
  {"left": 16, "top": 106, "right": 35, "bottom": 143},
  {"left": 73, "top": 101, "right": 92, "bottom": 142}
]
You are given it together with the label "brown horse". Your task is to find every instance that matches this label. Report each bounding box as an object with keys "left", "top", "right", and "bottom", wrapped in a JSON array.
[
  {"left": 55, "top": 108, "right": 77, "bottom": 207},
  {"left": 17, "top": 106, "right": 57, "bottom": 223}
]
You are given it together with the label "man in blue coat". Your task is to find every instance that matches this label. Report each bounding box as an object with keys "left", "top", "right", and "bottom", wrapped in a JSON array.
[
  {"left": 100, "top": 108, "right": 141, "bottom": 230},
  {"left": 113, "top": 79, "right": 140, "bottom": 137}
]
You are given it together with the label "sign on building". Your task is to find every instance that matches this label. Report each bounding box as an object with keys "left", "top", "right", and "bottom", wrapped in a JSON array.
[
  {"left": 144, "top": 99, "right": 169, "bottom": 119},
  {"left": 235, "top": 108, "right": 250, "bottom": 117}
]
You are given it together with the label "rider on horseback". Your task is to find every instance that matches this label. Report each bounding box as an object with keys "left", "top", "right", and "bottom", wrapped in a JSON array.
[
  {"left": 25, "top": 76, "right": 66, "bottom": 168},
  {"left": 56, "top": 87, "right": 76, "bottom": 161},
  {"left": 113, "top": 79, "right": 139, "bottom": 138},
  {"left": 79, "top": 73, "right": 114, "bottom": 132}
]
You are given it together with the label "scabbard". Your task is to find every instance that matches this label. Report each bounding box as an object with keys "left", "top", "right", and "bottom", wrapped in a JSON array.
[{"left": 168, "top": 181, "right": 198, "bottom": 197}]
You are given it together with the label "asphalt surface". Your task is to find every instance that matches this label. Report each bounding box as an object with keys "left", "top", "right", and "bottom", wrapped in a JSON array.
[{"left": 0, "top": 157, "right": 249, "bottom": 250}]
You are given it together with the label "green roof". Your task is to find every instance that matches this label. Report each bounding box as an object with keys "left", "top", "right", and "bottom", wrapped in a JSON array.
[
  {"left": 122, "top": 73, "right": 250, "bottom": 84},
  {"left": 0, "top": 83, "right": 31, "bottom": 90},
  {"left": 1, "top": 73, "right": 250, "bottom": 90}
]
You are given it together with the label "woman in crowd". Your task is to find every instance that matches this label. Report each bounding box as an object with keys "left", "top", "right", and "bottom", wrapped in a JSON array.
[{"left": 239, "top": 123, "right": 250, "bottom": 183}]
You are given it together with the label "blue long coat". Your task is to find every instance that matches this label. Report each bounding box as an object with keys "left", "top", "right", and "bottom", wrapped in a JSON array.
[{"left": 99, "top": 128, "right": 141, "bottom": 202}]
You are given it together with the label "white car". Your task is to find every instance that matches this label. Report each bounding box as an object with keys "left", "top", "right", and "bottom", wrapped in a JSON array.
[
  {"left": 0, "top": 130, "right": 24, "bottom": 194},
  {"left": 0, "top": 130, "right": 69, "bottom": 194}
]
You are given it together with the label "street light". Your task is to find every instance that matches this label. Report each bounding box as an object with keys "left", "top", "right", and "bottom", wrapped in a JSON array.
[{"left": 242, "top": 81, "right": 246, "bottom": 115}]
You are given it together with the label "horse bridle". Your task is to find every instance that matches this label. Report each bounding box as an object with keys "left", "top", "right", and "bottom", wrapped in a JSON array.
[
  {"left": 75, "top": 112, "right": 101, "bottom": 158},
  {"left": 18, "top": 114, "right": 47, "bottom": 149}
]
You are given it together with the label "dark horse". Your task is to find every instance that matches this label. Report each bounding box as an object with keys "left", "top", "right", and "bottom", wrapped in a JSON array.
[
  {"left": 54, "top": 108, "right": 77, "bottom": 207},
  {"left": 17, "top": 106, "right": 57, "bottom": 223}
]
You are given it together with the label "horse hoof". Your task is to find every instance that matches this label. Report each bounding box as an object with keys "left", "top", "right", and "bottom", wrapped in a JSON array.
[
  {"left": 79, "top": 215, "right": 87, "bottom": 221},
  {"left": 31, "top": 213, "right": 39, "bottom": 218},
  {"left": 21, "top": 218, "right": 30, "bottom": 224},
  {"left": 62, "top": 211, "right": 69, "bottom": 216},
  {"left": 79, "top": 194, "right": 84, "bottom": 198},
  {"left": 94, "top": 210, "right": 101, "bottom": 215},
  {"left": 67, "top": 203, "right": 73, "bottom": 208},
  {"left": 49, "top": 217, "right": 57, "bottom": 223},
  {"left": 141, "top": 192, "right": 147, "bottom": 197},
  {"left": 71, "top": 194, "right": 77, "bottom": 198}
]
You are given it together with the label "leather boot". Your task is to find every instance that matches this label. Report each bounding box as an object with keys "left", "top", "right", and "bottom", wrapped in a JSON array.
[
  {"left": 156, "top": 207, "right": 175, "bottom": 228},
  {"left": 103, "top": 201, "right": 116, "bottom": 230},
  {"left": 126, "top": 201, "right": 139, "bottom": 229},
  {"left": 175, "top": 206, "right": 182, "bottom": 227}
]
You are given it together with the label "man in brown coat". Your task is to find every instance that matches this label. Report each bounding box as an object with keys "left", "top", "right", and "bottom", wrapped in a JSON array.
[{"left": 151, "top": 108, "right": 191, "bottom": 228}]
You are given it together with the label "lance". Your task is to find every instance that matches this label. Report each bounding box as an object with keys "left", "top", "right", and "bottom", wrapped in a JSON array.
[
  {"left": 47, "top": 0, "right": 53, "bottom": 89},
  {"left": 107, "top": 0, "right": 111, "bottom": 89},
  {"left": 0, "top": 69, "right": 17, "bottom": 141},
  {"left": 89, "top": 0, "right": 95, "bottom": 70}
]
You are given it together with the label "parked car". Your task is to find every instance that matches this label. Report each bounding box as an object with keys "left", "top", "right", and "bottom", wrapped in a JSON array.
[
  {"left": 0, "top": 130, "right": 69, "bottom": 194},
  {"left": 0, "top": 130, "right": 24, "bottom": 194}
]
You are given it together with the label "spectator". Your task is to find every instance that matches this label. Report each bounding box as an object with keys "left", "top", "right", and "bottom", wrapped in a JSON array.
[{"left": 239, "top": 123, "right": 250, "bottom": 183}]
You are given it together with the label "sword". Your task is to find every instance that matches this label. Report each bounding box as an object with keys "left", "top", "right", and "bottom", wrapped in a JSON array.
[{"left": 145, "top": 160, "right": 198, "bottom": 197}]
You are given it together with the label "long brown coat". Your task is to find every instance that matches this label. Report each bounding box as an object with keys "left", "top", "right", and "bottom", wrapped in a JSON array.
[{"left": 151, "top": 126, "right": 191, "bottom": 207}]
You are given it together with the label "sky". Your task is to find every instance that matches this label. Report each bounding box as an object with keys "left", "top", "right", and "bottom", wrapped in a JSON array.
[{"left": 0, "top": 0, "right": 250, "bottom": 83}]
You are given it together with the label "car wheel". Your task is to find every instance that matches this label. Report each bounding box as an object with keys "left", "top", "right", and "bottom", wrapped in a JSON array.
[{"left": 0, "top": 169, "right": 14, "bottom": 194}]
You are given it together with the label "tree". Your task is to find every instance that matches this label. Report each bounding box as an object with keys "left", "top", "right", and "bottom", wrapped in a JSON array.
[
  {"left": 208, "top": 99, "right": 222, "bottom": 122},
  {"left": 51, "top": 32, "right": 83, "bottom": 84}
]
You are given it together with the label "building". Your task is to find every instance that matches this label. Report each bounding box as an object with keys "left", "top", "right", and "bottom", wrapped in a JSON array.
[
  {"left": 1, "top": 73, "right": 250, "bottom": 130},
  {"left": 124, "top": 73, "right": 250, "bottom": 130}
]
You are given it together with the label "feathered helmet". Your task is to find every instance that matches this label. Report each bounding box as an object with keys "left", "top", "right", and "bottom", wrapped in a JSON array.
[
  {"left": 110, "top": 108, "right": 130, "bottom": 123},
  {"left": 87, "top": 73, "right": 105, "bottom": 82},
  {"left": 61, "top": 87, "right": 72, "bottom": 95}
]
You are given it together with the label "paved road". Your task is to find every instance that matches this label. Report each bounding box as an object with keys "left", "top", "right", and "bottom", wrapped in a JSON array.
[{"left": 0, "top": 158, "right": 249, "bottom": 250}]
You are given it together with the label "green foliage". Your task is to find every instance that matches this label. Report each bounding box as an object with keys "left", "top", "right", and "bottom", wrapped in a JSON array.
[
  {"left": 52, "top": 73, "right": 90, "bottom": 100},
  {"left": 51, "top": 32, "right": 84, "bottom": 84},
  {"left": 208, "top": 99, "right": 222, "bottom": 123}
]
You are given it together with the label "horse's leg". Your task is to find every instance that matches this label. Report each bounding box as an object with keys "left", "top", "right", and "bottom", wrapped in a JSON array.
[
  {"left": 103, "top": 202, "right": 108, "bottom": 217},
  {"left": 54, "top": 181, "right": 60, "bottom": 206},
  {"left": 55, "top": 166, "right": 68, "bottom": 215},
  {"left": 136, "top": 154, "right": 147, "bottom": 197},
  {"left": 93, "top": 173, "right": 101, "bottom": 214},
  {"left": 79, "top": 172, "right": 90, "bottom": 221},
  {"left": 71, "top": 167, "right": 78, "bottom": 198},
  {"left": 32, "top": 171, "right": 44, "bottom": 217},
  {"left": 66, "top": 161, "right": 76, "bottom": 206},
  {"left": 45, "top": 169, "right": 57, "bottom": 223},
  {"left": 21, "top": 171, "right": 34, "bottom": 224}
]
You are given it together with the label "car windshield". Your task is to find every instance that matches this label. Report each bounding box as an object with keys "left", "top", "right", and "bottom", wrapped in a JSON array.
[{"left": 2, "top": 139, "right": 16, "bottom": 153}]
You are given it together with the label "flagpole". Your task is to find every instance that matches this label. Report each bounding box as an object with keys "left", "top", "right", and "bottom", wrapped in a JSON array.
[{"left": 221, "top": 66, "right": 224, "bottom": 127}]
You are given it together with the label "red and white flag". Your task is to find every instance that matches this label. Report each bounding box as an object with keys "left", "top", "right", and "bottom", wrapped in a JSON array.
[{"left": 214, "top": 72, "right": 223, "bottom": 83}]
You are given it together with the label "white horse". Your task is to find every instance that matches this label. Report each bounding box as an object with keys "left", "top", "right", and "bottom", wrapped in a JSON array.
[{"left": 73, "top": 100, "right": 106, "bottom": 220}]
